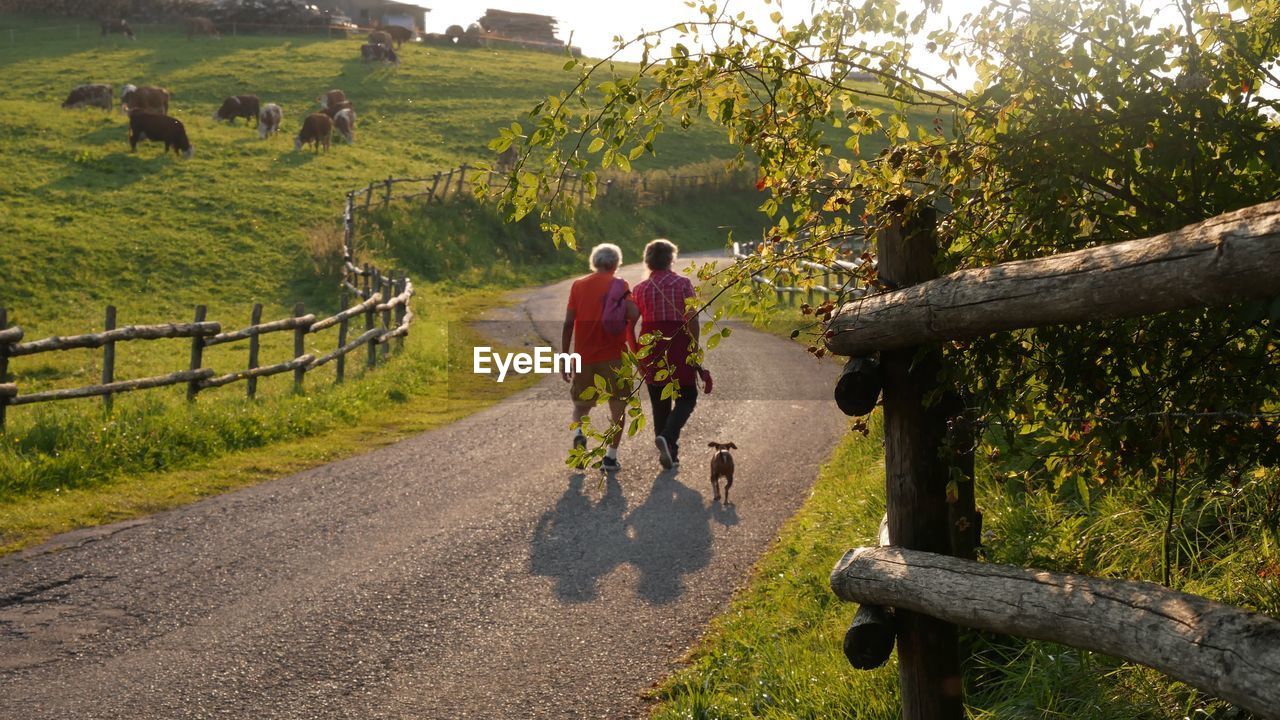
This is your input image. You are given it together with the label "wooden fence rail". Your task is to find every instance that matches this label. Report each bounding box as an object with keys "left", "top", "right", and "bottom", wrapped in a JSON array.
[
  {"left": 0, "top": 277, "right": 413, "bottom": 430},
  {"left": 821, "top": 203, "right": 1280, "bottom": 719},
  {"left": 830, "top": 547, "right": 1280, "bottom": 719}
]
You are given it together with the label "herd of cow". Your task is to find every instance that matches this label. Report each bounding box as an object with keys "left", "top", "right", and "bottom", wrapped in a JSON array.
[
  {"left": 54, "top": 20, "right": 409, "bottom": 159},
  {"left": 60, "top": 82, "right": 360, "bottom": 158}
]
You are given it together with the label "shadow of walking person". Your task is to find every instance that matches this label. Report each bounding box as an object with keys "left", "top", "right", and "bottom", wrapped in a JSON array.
[
  {"left": 626, "top": 470, "right": 713, "bottom": 606},
  {"left": 529, "top": 472, "right": 628, "bottom": 603}
]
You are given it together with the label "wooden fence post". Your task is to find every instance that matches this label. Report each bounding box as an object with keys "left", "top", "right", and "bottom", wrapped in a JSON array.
[
  {"left": 0, "top": 307, "right": 9, "bottom": 432},
  {"left": 443, "top": 168, "right": 455, "bottom": 200},
  {"left": 293, "top": 302, "right": 308, "bottom": 393},
  {"left": 876, "top": 207, "right": 963, "bottom": 720},
  {"left": 186, "top": 305, "right": 207, "bottom": 402},
  {"left": 380, "top": 273, "right": 391, "bottom": 361},
  {"left": 428, "top": 172, "right": 442, "bottom": 203},
  {"left": 456, "top": 164, "right": 468, "bottom": 197},
  {"left": 393, "top": 273, "right": 407, "bottom": 352},
  {"left": 344, "top": 192, "right": 355, "bottom": 262},
  {"left": 364, "top": 284, "right": 377, "bottom": 370},
  {"left": 364, "top": 183, "right": 374, "bottom": 211},
  {"left": 102, "top": 306, "right": 116, "bottom": 413},
  {"left": 247, "top": 303, "right": 263, "bottom": 399},
  {"left": 384, "top": 176, "right": 393, "bottom": 207},
  {"left": 336, "top": 297, "right": 349, "bottom": 384}
]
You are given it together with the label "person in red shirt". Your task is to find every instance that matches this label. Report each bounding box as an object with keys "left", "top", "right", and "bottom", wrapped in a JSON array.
[
  {"left": 632, "top": 239, "right": 700, "bottom": 470},
  {"left": 562, "top": 243, "right": 638, "bottom": 471}
]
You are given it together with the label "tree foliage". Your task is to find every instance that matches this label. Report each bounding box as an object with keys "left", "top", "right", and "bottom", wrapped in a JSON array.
[{"left": 494, "top": 0, "right": 1280, "bottom": 511}]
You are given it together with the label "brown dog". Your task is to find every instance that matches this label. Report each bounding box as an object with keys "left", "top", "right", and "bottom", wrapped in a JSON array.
[{"left": 708, "top": 441, "right": 737, "bottom": 504}]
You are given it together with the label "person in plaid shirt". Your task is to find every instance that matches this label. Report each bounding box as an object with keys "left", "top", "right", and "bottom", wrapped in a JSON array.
[{"left": 633, "top": 239, "right": 701, "bottom": 469}]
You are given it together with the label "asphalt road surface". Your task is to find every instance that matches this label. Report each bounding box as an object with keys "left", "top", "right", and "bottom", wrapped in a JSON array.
[{"left": 0, "top": 255, "right": 846, "bottom": 719}]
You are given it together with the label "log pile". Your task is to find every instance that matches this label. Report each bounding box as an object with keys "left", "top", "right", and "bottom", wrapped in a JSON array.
[{"left": 477, "top": 9, "right": 561, "bottom": 45}]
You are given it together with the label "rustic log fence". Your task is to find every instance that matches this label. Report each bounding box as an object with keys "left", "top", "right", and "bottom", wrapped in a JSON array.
[
  {"left": 822, "top": 200, "right": 1280, "bottom": 719},
  {"left": 0, "top": 269, "right": 414, "bottom": 431},
  {"left": 732, "top": 238, "right": 870, "bottom": 307}
]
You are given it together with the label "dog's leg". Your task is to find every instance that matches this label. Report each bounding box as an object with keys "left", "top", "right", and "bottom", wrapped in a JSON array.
[
  {"left": 724, "top": 470, "right": 733, "bottom": 504},
  {"left": 711, "top": 472, "right": 720, "bottom": 503}
]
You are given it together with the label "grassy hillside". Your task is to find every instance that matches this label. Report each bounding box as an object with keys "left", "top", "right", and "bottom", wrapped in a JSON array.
[
  {"left": 0, "top": 17, "right": 738, "bottom": 330},
  {"left": 0, "top": 16, "right": 767, "bottom": 549}
]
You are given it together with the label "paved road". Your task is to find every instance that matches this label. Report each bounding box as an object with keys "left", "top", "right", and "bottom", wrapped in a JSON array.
[{"left": 0, "top": 255, "right": 845, "bottom": 719}]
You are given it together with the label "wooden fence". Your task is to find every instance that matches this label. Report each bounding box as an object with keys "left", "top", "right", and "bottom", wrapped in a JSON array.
[
  {"left": 732, "top": 237, "right": 870, "bottom": 307},
  {"left": 0, "top": 264, "right": 413, "bottom": 432},
  {"left": 343, "top": 162, "right": 754, "bottom": 218},
  {"left": 823, "top": 201, "right": 1280, "bottom": 719}
]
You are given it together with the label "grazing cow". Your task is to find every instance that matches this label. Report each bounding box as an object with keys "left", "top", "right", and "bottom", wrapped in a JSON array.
[
  {"left": 385, "top": 25, "right": 414, "bottom": 48},
  {"left": 62, "top": 83, "right": 113, "bottom": 110},
  {"left": 360, "top": 43, "right": 387, "bottom": 63},
  {"left": 120, "top": 84, "right": 170, "bottom": 114},
  {"left": 186, "top": 17, "right": 219, "bottom": 40},
  {"left": 367, "top": 30, "right": 392, "bottom": 49},
  {"left": 212, "top": 95, "right": 260, "bottom": 125},
  {"left": 258, "top": 103, "right": 282, "bottom": 139},
  {"left": 295, "top": 112, "right": 332, "bottom": 152},
  {"left": 318, "top": 89, "right": 346, "bottom": 110},
  {"left": 321, "top": 100, "right": 353, "bottom": 119},
  {"left": 100, "top": 19, "right": 135, "bottom": 40},
  {"left": 128, "top": 111, "right": 193, "bottom": 158},
  {"left": 333, "top": 107, "right": 356, "bottom": 143}
]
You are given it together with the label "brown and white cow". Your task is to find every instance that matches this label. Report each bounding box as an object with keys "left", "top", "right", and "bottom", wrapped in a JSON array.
[
  {"left": 186, "top": 17, "right": 219, "bottom": 40},
  {"left": 120, "top": 84, "right": 170, "bottom": 114},
  {"left": 128, "top": 111, "right": 193, "bottom": 158},
  {"left": 213, "top": 95, "right": 260, "bottom": 125},
  {"left": 295, "top": 112, "right": 332, "bottom": 152},
  {"left": 367, "top": 30, "right": 392, "bottom": 49},
  {"left": 333, "top": 108, "right": 356, "bottom": 143},
  {"left": 62, "top": 83, "right": 113, "bottom": 110},
  {"left": 258, "top": 103, "right": 283, "bottom": 139},
  {"left": 317, "top": 89, "right": 346, "bottom": 111},
  {"left": 321, "top": 100, "right": 354, "bottom": 119},
  {"left": 100, "top": 19, "right": 135, "bottom": 40}
]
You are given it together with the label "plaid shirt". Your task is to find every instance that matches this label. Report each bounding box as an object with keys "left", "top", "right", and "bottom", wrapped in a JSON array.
[{"left": 633, "top": 269, "right": 696, "bottom": 323}]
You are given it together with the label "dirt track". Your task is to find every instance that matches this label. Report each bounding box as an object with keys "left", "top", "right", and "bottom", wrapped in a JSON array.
[{"left": 0, "top": 256, "right": 845, "bottom": 719}]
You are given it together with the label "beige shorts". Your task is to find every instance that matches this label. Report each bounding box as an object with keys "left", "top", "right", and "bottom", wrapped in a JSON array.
[{"left": 570, "top": 359, "right": 631, "bottom": 401}]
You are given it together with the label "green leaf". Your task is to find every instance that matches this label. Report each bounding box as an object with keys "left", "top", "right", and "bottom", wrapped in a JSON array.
[{"left": 588, "top": 137, "right": 605, "bottom": 153}]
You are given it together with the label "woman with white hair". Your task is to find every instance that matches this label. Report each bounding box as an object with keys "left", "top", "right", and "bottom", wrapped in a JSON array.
[{"left": 561, "top": 242, "right": 639, "bottom": 471}]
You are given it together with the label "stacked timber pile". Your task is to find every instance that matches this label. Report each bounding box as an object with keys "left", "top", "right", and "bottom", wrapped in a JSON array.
[{"left": 477, "top": 8, "right": 560, "bottom": 44}]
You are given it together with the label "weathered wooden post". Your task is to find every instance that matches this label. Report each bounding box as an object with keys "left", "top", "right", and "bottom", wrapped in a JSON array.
[
  {"left": 379, "top": 273, "right": 391, "bottom": 361},
  {"left": 393, "top": 274, "right": 407, "bottom": 352},
  {"left": 364, "top": 284, "right": 378, "bottom": 370},
  {"left": 877, "top": 207, "right": 963, "bottom": 720},
  {"left": 293, "top": 302, "right": 307, "bottom": 393},
  {"left": 364, "top": 183, "right": 374, "bottom": 211},
  {"left": 428, "top": 172, "right": 442, "bottom": 203},
  {"left": 247, "top": 303, "right": 263, "bottom": 399},
  {"left": 102, "top": 305, "right": 116, "bottom": 413},
  {"left": 335, "top": 297, "right": 350, "bottom": 384},
  {"left": 456, "top": 164, "right": 468, "bottom": 197},
  {"left": 443, "top": 168, "right": 456, "bottom": 200},
  {"left": 187, "top": 305, "right": 207, "bottom": 402}
]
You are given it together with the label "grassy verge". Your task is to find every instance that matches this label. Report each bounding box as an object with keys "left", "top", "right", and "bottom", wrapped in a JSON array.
[
  {"left": 647, "top": 405, "right": 1279, "bottom": 718},
  {"left": 650, "top": 415, "right": 898, "bottom": 719}
]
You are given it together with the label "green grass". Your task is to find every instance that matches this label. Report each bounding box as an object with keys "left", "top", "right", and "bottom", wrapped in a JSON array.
[
  {"left": 648, "top": 408, "right": 1280, "bottom": 718},
  {"left": 650, "top": 415, "right": 899, "bottom": 719},
  {"left": 0, "top": 16, "right": 766, "bottom": 550}
]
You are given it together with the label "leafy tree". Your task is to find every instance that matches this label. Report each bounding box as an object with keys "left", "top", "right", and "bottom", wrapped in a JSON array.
[{"left": 493, "top": 0, "right": 1280, "bottom": 528}]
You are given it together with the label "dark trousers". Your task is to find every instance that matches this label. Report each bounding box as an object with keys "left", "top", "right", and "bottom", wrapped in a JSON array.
[{"left": 647, "top": 383, "right": 698, "bottom": 461}]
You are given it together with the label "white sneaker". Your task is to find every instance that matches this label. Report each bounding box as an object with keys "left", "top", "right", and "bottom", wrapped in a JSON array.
[{"left": 655, "top": 436, "right": 674, "bottom": 469}]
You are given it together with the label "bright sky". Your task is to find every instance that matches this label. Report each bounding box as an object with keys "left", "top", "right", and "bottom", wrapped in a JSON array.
[{"left": 422, "top": 0, "right": 1201, "bottom": 89}]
